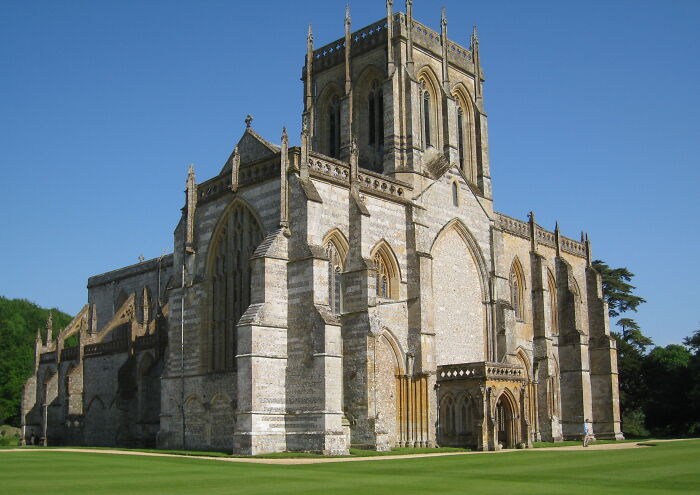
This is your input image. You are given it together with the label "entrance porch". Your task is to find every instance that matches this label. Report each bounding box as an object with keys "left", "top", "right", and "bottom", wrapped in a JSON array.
[{"left": 436, "top": 362, "right": 532, "bottom": 450}]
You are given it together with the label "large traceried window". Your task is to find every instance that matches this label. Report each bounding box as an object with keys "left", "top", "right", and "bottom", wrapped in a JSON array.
[
  {"left": 368, "top": 80, "right": 384, "bottom": 152},
  {"left": 210, "top": 204, "right": 264, "bottom": 371},
  {"left": 328, "top": 95, "right": 341, "bottom": 158}
]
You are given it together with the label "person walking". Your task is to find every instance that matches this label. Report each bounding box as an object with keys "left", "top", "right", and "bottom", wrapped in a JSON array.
[{"left": 583, "top": 418, "right": 592, "bottom": 447}]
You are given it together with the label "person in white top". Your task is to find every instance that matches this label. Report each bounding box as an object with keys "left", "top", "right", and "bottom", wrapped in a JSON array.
[{"left": 583, "top": 419, "right": 593, "bottom": 447}]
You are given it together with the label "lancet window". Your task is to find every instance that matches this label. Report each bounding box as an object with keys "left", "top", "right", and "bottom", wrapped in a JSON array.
[
  {"left": 422, "top": 88, "right": 432, "bottom": 148},
  {"left": 328, "top": 95, "right": 341, "bottom": 158},
  {"left": 547, "top": 270, "right": 558, "bottom": 335},
  {"left": 375, "top": 254, "right": 390, "bottom": 298},
  {"left": 368, "top": 80, "right": 384, "bottom": 151},
  {"left": 452, "top": 182, "right": 459, "bottom": 207},
  {"left": 457, "top": 107, "right": 465, "bottom": 170},
  {"left": 325, "top": 241, "right": 343, "bottom": 314},
  {"left": 210, "top": 204, "right": 264, "bottom": 371},
  {"left": 372, "top": 242, "right": 399, "bottom": 300},
  {"left": 509, "top": 260, "right": 525, "bottom": 321}
]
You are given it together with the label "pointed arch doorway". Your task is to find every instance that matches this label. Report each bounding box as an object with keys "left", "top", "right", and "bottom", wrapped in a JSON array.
[{"left": 495, "top": 392, "right": 518, "bottom": 449}]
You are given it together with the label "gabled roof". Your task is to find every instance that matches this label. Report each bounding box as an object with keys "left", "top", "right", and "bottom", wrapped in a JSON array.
[{"left": 220, "top": 128, "right": 280, "bottom": 174}]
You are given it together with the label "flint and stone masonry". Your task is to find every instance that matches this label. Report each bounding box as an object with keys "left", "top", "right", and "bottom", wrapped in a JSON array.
[{"left": 21, "top": 2, "right": 623, "bottom": 454}]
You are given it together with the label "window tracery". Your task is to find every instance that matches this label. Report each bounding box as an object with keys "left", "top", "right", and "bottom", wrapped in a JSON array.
[
  {"left": 210, "top": 204, "right": 263, "bottom": 371},
  {"left": 372, "top": 242, "right": 399, "bottom": 300}
]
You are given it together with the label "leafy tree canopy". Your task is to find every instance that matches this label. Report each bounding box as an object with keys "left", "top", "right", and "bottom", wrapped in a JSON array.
[
  {"left": 0, "top": 297, "right": 73, "bottom": 426},
  {"left": 592, "top": 259, "right": 646, "bottom": 318},
  {"left": 683, "top": 326, "right": 700, "bottom": 355},
  {"left": 617, "top": 317, "right": 653, "bottom": 353}
]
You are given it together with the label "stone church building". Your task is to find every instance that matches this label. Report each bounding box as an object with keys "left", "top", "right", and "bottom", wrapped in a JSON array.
[{"left": 21, "top": 2, "right": 623, "bottom": 454}]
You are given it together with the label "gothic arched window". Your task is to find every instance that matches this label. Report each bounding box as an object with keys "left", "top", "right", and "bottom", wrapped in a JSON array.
[
  {"left": 372, "top": 242, "right": 399, "bottom": 300},
  {"left": 547, "top": 270, "right": 558, "bottom": 335},
  {"left": 509, "top": 260, "right": 525, "bottom": 321},
  {"left": 368, "top": 80, "right": 384, "bottom": 151},
  {"left": 325, "top": 241, "right": 343, "bottom": 314},
  {"left": 375, "top": 254, "right": 390, "bottom": 298},
  {"left": 210, "top": 203, "right": 264, "bottom": 371},
  {"left": 328, "top": 95, "right": 341, "bottom": 158},
  {"left": 422, "top": 89, "right": 432, "bottom": 148},
  {"left": 457, "top": 107, "right": 465, "bottom": 170}
]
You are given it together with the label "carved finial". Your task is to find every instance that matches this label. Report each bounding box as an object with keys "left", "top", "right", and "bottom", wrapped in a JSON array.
[
  {"left": 345, "top": 3, "right": 351, "bottom": 24},
  {"left": 441, "top": 7, "right": 447, "bottom": 27},
  {"left": 231, "top": 146, "right": 240, "bottom": 192},
  {"left": 185, "top": 164, "right": 197, "bottom": 254},
  {"left": 280, "top": 126, "right": 290, "bottom": 233},
  {"left": 471, "top": 24, "right": 479, "bottom": 46},
  {"left": 406, "top": 0, "right": 412, "bottom": 7},
  {"left": 36, "top": 327, "right": 41, "bottom": 342},
  {"left": 307, "top": 23, "right": 313, "bottom": 44},
  {"left": 245, "top": 114, "right": 253, "bottom": 128},
  {"left": 46, "top": 312, "right": 53, "bottom": 343},
  {"left": 138, "top": 255, "right": 145, "bottom": 262},
  {"left": 528, "top": 211, "right": 535, "bottom": 223},
  {"left": 554, "top": 221, "right": 559, "bottom": 234}
]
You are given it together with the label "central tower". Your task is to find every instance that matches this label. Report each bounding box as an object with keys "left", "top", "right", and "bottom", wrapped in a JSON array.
[{"left": 303, "top": 1, "right": 492, "bottom": 200}]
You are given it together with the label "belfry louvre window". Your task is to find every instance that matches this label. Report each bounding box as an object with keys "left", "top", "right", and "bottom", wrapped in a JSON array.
[
  {"left": 210, "top": 204, "right": 264, "bottom": 371},
  {"left": 368, "top": 80, "right": 384, "bottom": 150}
]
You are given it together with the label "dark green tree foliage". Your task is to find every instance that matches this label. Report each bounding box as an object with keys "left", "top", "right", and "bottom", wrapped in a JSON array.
[
  {"left": 592, "top": 260, "right": 646, "bottom": 318},
  {"left": 593, "top": 259, "right": 651, "bottom": 435},
  {"left": 683, "top": 326, "right": 700, "bottom": 435},
  {"left": 613, "top": 319, "right": 652, "bottom": 435},
  {"left": 643, "top": 345, "right": 694, "bottom": 435},
  {"left": 0, "top": 297, "right": 72, "bottom": 426}
]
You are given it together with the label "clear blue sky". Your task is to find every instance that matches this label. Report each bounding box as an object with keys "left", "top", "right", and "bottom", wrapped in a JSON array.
[{"left": 1, "top": 0, "right": 698, "bottom": 346}]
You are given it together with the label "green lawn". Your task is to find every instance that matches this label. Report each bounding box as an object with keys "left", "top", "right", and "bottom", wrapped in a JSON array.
[{"left": 1, "top": 440, "right": 698, "bottom": 495}]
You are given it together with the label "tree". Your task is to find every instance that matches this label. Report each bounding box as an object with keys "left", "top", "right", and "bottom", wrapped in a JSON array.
[
  {"left": 643, "top": 345, "right": 693, "bottom": 435},
  {"left": 593, "top": 260, "right": 650, "bottom": 436},
  {"left": 683, "top": 325, "right": 700, "bottom": 435},
  {"left": 616, "top": 318, "right": 653, "bottom": 353},
  {"left": 592, "top": 260, "right": 646, "bottom": 318},
  {"left": 0, "top": 297, "right": 73, "bottom": 426},
  {"left": 683, "top": 326, "right": 700, "bottom": 354}
]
